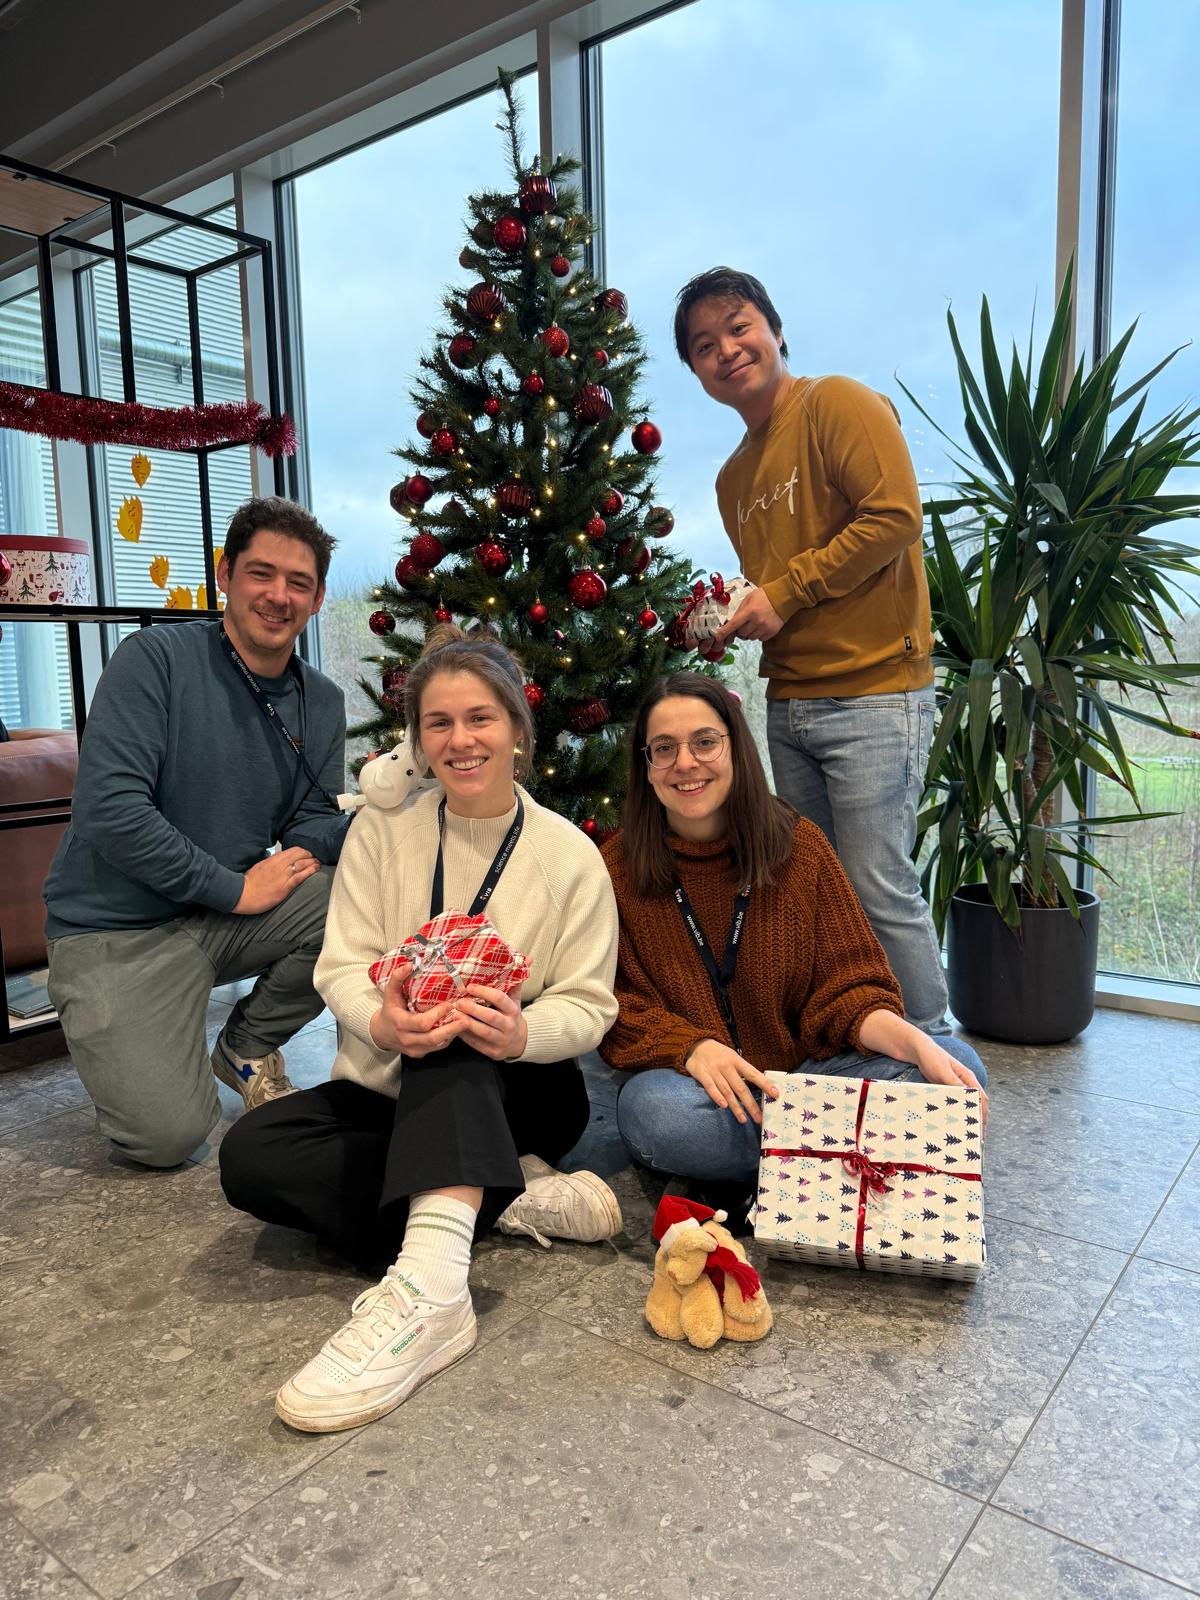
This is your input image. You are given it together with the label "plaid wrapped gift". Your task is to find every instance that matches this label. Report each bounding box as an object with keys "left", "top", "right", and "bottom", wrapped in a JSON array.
[
  {"left": 368, "top": 910, "right": 531, "bottom": 1013},
  {"left": 754, "top": 1072, "right": 986, "bottom": 1282}
]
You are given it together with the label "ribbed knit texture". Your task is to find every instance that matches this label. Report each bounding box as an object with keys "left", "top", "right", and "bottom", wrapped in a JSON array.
[
  {"left": 599, "top": 818, "right": 903, "bottom": 1074},
  {"left": 389, "top": 1193, "right": 477, "bottom": 1304},
  {"left": 715, "top": 374, "right": 933, "bottom": 699},
  {"left": 315, "top": 785, "right": 619, "bottom": 1097}
]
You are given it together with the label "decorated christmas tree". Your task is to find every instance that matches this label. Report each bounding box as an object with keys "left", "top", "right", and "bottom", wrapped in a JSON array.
[{"left": 356, "top": 71, "right": 698, "bottom": 837}]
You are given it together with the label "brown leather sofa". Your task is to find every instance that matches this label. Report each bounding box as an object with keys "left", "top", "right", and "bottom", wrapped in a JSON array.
[{"left": 0, "top": 728, "right": 77, "bottom": 971}]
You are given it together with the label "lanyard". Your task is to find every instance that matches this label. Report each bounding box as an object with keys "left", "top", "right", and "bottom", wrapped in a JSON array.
[
  {"left": 430, "top": 793, "right": 525, "bottom": 919},
  {"left": 218, "top": 627, "right": 340, "bottom": 814},
  {"left": 672, "top": 878, "right": 751, "bottom": 1053}
]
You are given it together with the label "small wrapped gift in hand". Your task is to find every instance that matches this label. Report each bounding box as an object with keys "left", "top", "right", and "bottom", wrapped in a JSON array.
[
  {"left": 670, "top": 572, "right": 757, "bottom": 660},
  {"left": 368, "top": 909, "right": 532, "bottom": 1013}
]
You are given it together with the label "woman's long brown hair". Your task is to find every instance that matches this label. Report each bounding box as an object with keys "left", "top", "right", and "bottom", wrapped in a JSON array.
[{"left": 620, "top": 672, "right": 796, "bottom": 897}]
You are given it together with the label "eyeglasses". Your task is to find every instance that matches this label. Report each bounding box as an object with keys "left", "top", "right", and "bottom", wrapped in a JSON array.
[{"left": 643, "top": 732, "right": 729, "bottom": 769}]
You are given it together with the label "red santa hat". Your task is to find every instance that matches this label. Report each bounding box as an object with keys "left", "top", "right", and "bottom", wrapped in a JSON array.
[{"left": 651, "top": 1194, "right": 728, "bottom": 1253}]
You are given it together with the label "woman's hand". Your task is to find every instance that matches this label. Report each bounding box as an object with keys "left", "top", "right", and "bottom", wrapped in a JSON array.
[
  {"left": 369, "top": 963, "right": 467, "bottom": 1058},
  {"left": 683, "top": 1039, "right": 781, "bottom": 1126},
  {"left": 455, "top": 981, "right": 528, "bottom": 1061},
  {"left": 912, "top": 1037, "right": 989, "bottom": 1129}
]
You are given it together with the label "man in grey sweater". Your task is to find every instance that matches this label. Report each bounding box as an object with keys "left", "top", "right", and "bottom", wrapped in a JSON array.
[{"left": 44, "top": 497, "right": 349, "bottom": 1167}]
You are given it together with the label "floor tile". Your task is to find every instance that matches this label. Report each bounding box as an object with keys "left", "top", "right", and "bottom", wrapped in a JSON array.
[
  {"left": 133, "top": 1313, "right": 978, "bottom": 1600},
  {"left": 1138, "top": 1147, "right": 1200, "bottom": 1274},
  {"left": 0, "top": 1508, "right": 96, "bottom": 1597},
  {"left": 0, "top": 1056, "right": 89, "bottom": 1133},
  {"left": 937, "top": 1508, "right": 1193, "bottom": 1599},
  {"left": 996, "top": 1257, "right": 1200, "bottom": 1591},
  {"left": 543, "top": 1216, "right": 1124, "bottom": 1496}
]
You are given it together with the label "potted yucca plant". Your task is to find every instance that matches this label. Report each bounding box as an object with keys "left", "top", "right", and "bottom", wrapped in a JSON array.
[{"left": 902, "top": 265, "right": 1200, "bottom": 1043}]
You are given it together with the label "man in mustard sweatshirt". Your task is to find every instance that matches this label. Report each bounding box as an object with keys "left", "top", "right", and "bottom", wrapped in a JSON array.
[{"left": 674, "top": 266, "right": 949, "bottom": 1034}]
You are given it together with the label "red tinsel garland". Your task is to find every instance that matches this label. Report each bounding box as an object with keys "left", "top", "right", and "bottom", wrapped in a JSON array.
[{"left": 0, "top": 381, "right": 296, "bottom": 458}]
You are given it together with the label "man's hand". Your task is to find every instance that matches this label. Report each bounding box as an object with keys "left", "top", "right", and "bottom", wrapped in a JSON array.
[
  {"left": 713, "top": 587, "right": 784, "bottom": 646},
  {"left": 455, "top": 981, "right": 528, "bottom": 1061},
  {"left": 683, "top": 1038, "right": 781, "bottom": 1125},
  {"left": 234, "top": 847, "right": 320, "bottom": 914},
  {"left": 369, "top": 963, "right": 468, "bottom": 1057}
]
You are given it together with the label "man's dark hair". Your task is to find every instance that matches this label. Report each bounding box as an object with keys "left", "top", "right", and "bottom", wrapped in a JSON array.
[
  {"left": 673, "top": 267, "right": 788, "bottom": 368},
  {"left": 223, "top": 497, "right": 336, "bottom": 584}
]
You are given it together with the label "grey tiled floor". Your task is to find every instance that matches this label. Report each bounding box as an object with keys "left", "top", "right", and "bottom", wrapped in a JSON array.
[{"left": 0, "top": 999, "right": 1197, "bottom": 1599}]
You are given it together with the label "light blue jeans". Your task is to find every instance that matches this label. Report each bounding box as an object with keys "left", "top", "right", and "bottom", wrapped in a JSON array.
[
  {"left": 616, "top": 1041, "right": 988, "bottom": 1187},
  {"left": 767, "top": 688, "right": 949, "bottom": 1033}
]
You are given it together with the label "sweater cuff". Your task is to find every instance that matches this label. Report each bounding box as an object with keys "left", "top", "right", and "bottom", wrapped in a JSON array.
[
  {"left": 204, "top": 863, "right": 247, "bottom": 914},
  {"left": 340, "top": 984, "right": 402, "bottom": 1069},
  {"left": 761, "top": 573, "right": 810, "bottom": 622}
]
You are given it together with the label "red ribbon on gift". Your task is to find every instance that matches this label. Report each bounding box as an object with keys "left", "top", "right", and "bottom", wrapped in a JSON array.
[{"left": 763, "top": 1078, "right": 981, "bottom": 1268}]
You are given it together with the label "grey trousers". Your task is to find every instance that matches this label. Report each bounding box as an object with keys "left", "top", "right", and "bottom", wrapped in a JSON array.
[{"left": 46, "top": 868, "right": 332, "bottom": 1168}]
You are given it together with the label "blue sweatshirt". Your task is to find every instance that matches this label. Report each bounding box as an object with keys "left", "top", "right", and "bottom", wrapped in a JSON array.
[{"left": 45, "top": 621, "right": 348, "bottom": 939}]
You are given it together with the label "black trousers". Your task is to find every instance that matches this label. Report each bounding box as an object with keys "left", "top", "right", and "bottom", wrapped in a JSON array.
[{"left": 219, "top": 1041, "right": 590, "bottom": 1273}]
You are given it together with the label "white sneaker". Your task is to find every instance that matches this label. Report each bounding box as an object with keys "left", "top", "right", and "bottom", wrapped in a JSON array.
[
  {"left": 496, "top": 1154, "right": 623, "bottom": 1249},
  {"left": 212, "top": 1035, "right": 296, "bottom": 1110},
  {"left": 275, "top": 1275, "right": 477, "bottom": 1433}
]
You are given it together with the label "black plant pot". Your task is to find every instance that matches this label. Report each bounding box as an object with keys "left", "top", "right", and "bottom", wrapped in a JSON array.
[{"left": 946, "top": 883, "right": 1100, "bottom": 1045}]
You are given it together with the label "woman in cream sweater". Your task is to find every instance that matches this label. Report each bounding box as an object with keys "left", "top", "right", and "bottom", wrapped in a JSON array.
[{"left": 221, "top": 626, "right": 620, "bottom": 1433}]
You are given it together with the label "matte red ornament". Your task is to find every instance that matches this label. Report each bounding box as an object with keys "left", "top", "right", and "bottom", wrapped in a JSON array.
[
  {"left": 567, "top": 569, "right": 607, "bottom": 610},
  {"left": 430, "top": 428, "right": 458, "bottom": 457},
  {"left": 389, "top": 481, "right": 409, "bottom": 514},
  {"left": 573, "top": 384, "right": 613, "bottom": 424},
  {"left": 632, "top": 420, "right": 662, "bottom": 454},
  {"left": 524, "top": 682, "right": 546, "bottom": 711},
  {"left": 598, "top": 489, "right": 624, "bottom": 517},
  {"left": 483, "top": 394, "right": 502, "bottom": 418},
  {"left": 595, "top": 288, "right": 628, "bottom": 317},
  {"left": 541, "top": 325, "right": 570, "bottom": 359},
  {"left": 475, "top": 539, "right": 511, "bottom": 576},
  {"left": 496, "top": 479, "right": 533, "bottom": 516},
  {"left": 581, "top": 818, "right": 599, "bottom": 837},
  {"left": 382, "top": 665, "right": 408, "bottom": 693},
  {"left": 569, "top": 698, "right": 610, "bottom": 732},
  {"left": 593, "top": 350, "right": 609, "bottom": 366},
  {"left": 639, "top": 608, "right": 659, "bottom": 629},
  {"left": 518, "top": 175, "right": 557, "bottom": 216},
  {"left": 416, "top": 411, "right": 437, "bottom": 438},
  {"left": 410, "top": 532, "right": 445, "bottom": 570},
  {"left": 493, "top": 214, "right": 527, "bottom": 252},
  {"left": 448, "top": 334, "right": 479, "bottom": 368},
  {"left": 404, "top": 474, "right": 433, "bottom": 506},
  {"left": 433, "top": 605, "right": 453, "bottom": 624},
  {"left": 394, "top": 556, "right": 426, "bottom": 590},
  {"left": 466, "top": 282, "right": 507, "bottom": 320},
  {"left": 368, "top": 609, "right": 396, "bottom": 636},
  {"left": 528, "top": 601, "right": 549, "bottom": 625},
  {"left": 522, "top": 374, "right": 546, "bottom": 396},
  {"left": 586, "top": 515, "right": 606, "bottom": 540},
  {"left": 549, "top": 254, "right": 570, "bottom": 278},
  {"left": 647, "top": 505, "right": 675, "bottom": 536}
]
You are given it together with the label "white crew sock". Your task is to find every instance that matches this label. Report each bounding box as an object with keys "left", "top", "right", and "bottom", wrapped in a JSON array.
[{"left": 388, "top": 1192, "right": 477, "bottom": 1304}]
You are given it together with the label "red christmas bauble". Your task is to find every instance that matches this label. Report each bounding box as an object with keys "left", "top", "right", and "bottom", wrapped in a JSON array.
[
  {"left": 466, "top": 282, "right": 507, "bottom": 320},
  {"left": 394, "top": 556, "right": 426, "bottom": 590},
  {"left": 388, "top": 481, "right": 408, "bottom": 514},
  {"left": 567, "top": 569, "right": 607, "bottom": 610},
  {"left": 483, "top": 394, "right": 502, "bottom": 418},
  {"left": 405, "top": 473, "right": 433, "bottom": 505},
  {"left": 449, "top": 333, "right": 479, "bottom": 368},
  {"left": 430, "top": 428, "right": 458, "bottom": 457},
  {"left": 598, "top": 489, "right": 624, "bottom": 517},
  {"left": 569, "top": 698, "right": 610, "bottom": 733},
  {"left": 475, "top": 539, "right": 511, "bottom": 576},
  {"left": 632, "top": 420, "right": 662, "bottom": 454},
  {"left": 458, "top": 248, "right": 473, "bottom": 270},
  {"left": 381, "top": 688, "right": 405, "bottom": 714},
  {"left": 416, "top": 411, "right": 437, "bottom": 438},
  {"left": 496, "top": 479, "right": 533, "bottom": 516},
  {"left": 573, "top": 384, "right": 613, "bottom": 424},
  {"left": 647, "top": 505, "right": 675, "bottom": 536},
  {"left": 410, "top": 532, "right": 445, "bottom": 570},
  {"left": 382, "top": 665, "right": 408, "bottom": 693},
  {"left": 581, "top": 818, "right": 599, "bottom": 837},
  {"left": 634, "top": 544, "right": 652, "bottom": 574},
  {"left": 550, "top": 254, "right": 571, "bottom": 278},
  {"left": 493, "top": 214, "right": 527, "bottom": 252},
  {"left": 522, "top": 373, "right": 546, "bottom": 396},
  {"left": 596, "top": 288, "right": 628, "bottom": 317},
  {"left": 593, "top": 350, "right": 609, "bottom": 367},
  {"left": 542, "top": 325, "right": 570, "bottom": 358},
  {"left": 518, "top": 175, "right": 557, "bottom": 215},
  {"left": 368, "top": 609, "right": 395, "bottom": 636},
  {"left": 528, "top": 601, "right": 549, "bottom": 625},
  {"left": 524, "top": 682, "right": 546, "bottom": 711},
  {"left": 433, "top": 606, "right": 453, "bottom": 624},
  {"left": 639, "top": 608, "right": 659, "bottom": 630},
  {"left": 586, "top": 515, "right": 607, "bottom": 540}
]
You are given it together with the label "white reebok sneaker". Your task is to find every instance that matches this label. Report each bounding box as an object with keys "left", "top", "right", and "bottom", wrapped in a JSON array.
[
  {"left": 275, "top": 1275, "right": 477, "bottom": 1433},
  {"left": 211, "top": 1035, "right": 296, "bottom": 1110},
  {"left": 496, "top": 1154, "right": 624, "bottom": 1249}
]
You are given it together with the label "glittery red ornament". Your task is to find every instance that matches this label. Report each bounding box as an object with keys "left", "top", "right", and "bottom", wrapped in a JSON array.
[
  {"left": 394, "top": 556, "right": 426, "bottom": 590},
  {"left": 466, "top": 282, "right": 507, "bottom": 320},
  {"left": 476, "top": 539, "right": 511, "bottom": 576},
  {"left": 542, "top": 325, "right": 570, "bottom": 359},
  {"left": 528, "top": 601, "right": 549, "bottom": 625},
  {"left": 599, "top": 489, "right": 624, "bottom": 517},
  {"left": 496, "top": 479, "right": 533, "bottom": 516},
  {"left": 522, "top": 374, "right": 546, "bottom": 396},
  {"left": 405, "top": 474, "right": 433, "bottom": 505},
  {"left": 524, "top": 682, "right": 546, "bottom": 711},
  {"left": 595, "top": 288, "right": 628, "bottom": 317},
  {"left": 493, "top": 214, "right": 527, "bottom": 252},
  {"left": 483, "top": 395, "right": 502, "bottom": 418},
  {"left": 430, "top": 428, "right": 458, "bottom": 457},
  {"left": 381, "top": 688, "right": 405, "bottom": 714},
  {"left": 388, "top": 481, "right": 409, "bottom": 514},
  {"left": 449, "top": 334, "right": 479, "bottom": 368},
  {"left": 586, "top": 515, "right": 607, "bottom": 540},
  {"left": 550, "top": 254, "right": 570, "bottom": 278},
  {"left": 632, "top": 420, "right": 662, "bottom": 454},
  {"left": 382, "top": 665, "right": 408, "bottom": 693},
  {"left": 567, "top": 569, "right": 606, "bottom": 610},
  {"left": 639, "top": 608, "right": 659, "bottom": 629},
  {"left": 647, "top": 505, "right": 675, "bottom": 536},
  {"left": 573, "top": 384, "right": 613, "bottom": 424},
  {"left": 581, "top": 818, "right": 599, "bottom": 837},
  {"left": 369, "top": 609, "right": 395, "bottom": 636},
  {"left": 410, "top": 532, "right": 445, "bottom": 570},
  {"left": 416, "top": 411, "right": 437, "bottom": 438},
  {"left": 518, "top": 175, "right": 557, "bottom": 215},
  {"left": 569, "top": 698, "right": 610, "bottom": 732},
  {"left": 433, "top": 605, "right": 453, "bottom": 624}
]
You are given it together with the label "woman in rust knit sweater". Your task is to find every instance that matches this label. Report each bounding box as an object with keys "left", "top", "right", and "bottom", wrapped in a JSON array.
[{"left": 600, "top": 673, "right": 986, "bottom": 1199}]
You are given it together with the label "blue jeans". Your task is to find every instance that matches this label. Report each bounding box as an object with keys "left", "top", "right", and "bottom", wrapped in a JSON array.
[
  {"left": 616, "top": 1041, "right": 988, "bottom": 1187},
  {"left": 766, "top": 689, "right": 949, "bottom": 1033}
]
